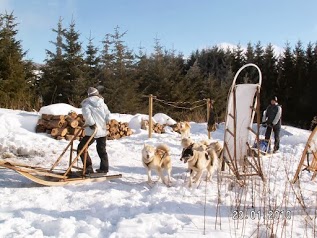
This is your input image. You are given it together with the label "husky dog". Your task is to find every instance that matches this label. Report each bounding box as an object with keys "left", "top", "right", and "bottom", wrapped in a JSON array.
[
  {"left": 181, "top": 138, "right": 207, "bottom": 154},
  {"left": 179, "top": 121, "right": 191, "bottom": 139},
  {"left": 180, "top": 143, "right": 221, "bottom": 187},
  {"left": 142, "top": 144, "right": 172, "bottom": 185},
  {"left": 141, "top": 119, "right": 149, "bottom": 130},
  {"left": 207, "top": 141, "right": 223, "bottom": 158}
]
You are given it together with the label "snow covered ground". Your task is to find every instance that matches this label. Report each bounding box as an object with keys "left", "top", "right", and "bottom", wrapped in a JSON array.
[{"left": 0, "top": 105, "right": 316, "bottom": 238}]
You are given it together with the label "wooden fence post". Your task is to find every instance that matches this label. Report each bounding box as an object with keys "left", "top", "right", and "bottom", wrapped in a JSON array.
[
  {"left": 149, "top": 94, "right": 153, "bottom": 138},
  {"left": 207, "top": 98, "right": 211, "bottom": 139}
]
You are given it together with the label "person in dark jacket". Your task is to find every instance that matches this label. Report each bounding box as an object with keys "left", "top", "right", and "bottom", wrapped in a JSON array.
[
  {"left": 207, "top": 99, "right": 217, "bottom": 132},
  {"left": 77, "top": 87, "right": 110, "bottom": 174},
  {"left": 262, "top": 96, "right": 282, "bottom": 153}
]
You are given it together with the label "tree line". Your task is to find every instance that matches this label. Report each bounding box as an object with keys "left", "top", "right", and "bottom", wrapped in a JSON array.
[{"left": 0, "top": 12, "right": 315, "bottom": 128}]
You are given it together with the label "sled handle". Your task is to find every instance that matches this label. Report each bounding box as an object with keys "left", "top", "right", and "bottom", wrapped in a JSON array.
[{"left": 232, "top": 63, "right": 262, "bottom": 86}]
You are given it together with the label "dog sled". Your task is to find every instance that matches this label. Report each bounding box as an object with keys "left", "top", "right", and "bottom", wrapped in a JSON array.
[
  {"left": 0, "top": 127, "right": 122, "bottom": 186},
  {"left": 292, "top": 126, "right": 317, "bottom": 183},
  {"left": 222, "top": 63, "right": 265, "bottom": 182},
  {"left": 251, "top": 125, "right": 272, "bottom": 156}
]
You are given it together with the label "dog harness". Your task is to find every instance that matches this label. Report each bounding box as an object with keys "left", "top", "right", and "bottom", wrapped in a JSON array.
[{"left": 144, "top": 150, "right": 167, "bottom": 168}]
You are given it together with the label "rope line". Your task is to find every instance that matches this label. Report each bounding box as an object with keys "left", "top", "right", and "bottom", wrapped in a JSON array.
[{"left": 154, "top": 97, "right": 207, "bottom": 110}]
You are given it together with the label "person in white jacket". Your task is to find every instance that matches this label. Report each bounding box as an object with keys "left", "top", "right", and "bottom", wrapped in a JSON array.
[{"left": 77, "top": 87, "right": 110, "bottom": 174}]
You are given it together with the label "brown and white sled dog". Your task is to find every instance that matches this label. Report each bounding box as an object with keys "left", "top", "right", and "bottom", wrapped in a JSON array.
[
  {"left": 179, "top": 121, "right": 191, "bottom": 139},
  {"left": 181, "top": 138, "right": 207, "bottom": 152},
  {"left": 180, "top": 143, "right": 221, "bottom": 187},
  {"left": 142, "top": 144, "right": 172, "bottom": 185}
]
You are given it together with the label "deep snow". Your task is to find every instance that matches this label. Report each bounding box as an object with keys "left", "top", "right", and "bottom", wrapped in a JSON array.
[{"left": 0, "top": 105, "right": 316, "bottom": 238}]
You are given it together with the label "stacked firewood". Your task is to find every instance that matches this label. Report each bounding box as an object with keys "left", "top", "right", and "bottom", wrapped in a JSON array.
[
  {"left": 36, "top": 112, "right": 132, "bottom": 140},
  {"left": 153, "top": 123, "right": 165, "bottom": 134},
  {"left": 106, "top": 119, "right": 133, "bottom": 140},
  {"left": 36, "top": 112, "right": 85, "bottom": 140}
]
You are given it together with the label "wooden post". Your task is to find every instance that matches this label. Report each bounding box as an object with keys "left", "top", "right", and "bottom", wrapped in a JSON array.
[
  {"left": 149, "top": 94, "right": 153, "bottom": 138},
  {"left": 206, "top": 98, "right": 211, "bottom": 139}
]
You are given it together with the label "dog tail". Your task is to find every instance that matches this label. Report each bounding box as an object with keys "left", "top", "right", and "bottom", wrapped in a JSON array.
[
  {"left": 199, "top": 139, "right": 211, "bottom": 146},
  {"left": 156, "top": 144, "right": 170, "bottom": 156},
  {"left": 208, "top": 141, "right": 223, "bottom": 154},
  {"left": 207, "top": 148, "right": 219, "bottom": 170}
]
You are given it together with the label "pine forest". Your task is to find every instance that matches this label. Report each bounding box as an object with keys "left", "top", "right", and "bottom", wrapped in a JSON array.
[{"left": 0, "top": 13, "right": 316, "bottom": 129}]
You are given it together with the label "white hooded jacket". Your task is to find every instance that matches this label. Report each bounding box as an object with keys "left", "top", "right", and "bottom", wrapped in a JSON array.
[{"left": 81, "top": 96, "right": 110, "bottom": 138}]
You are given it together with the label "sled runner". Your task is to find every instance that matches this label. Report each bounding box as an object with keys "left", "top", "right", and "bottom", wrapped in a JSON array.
[
  {"left": 292, "top": 126, "right": 317, "bottom": 183},
  {"left": 222, "top": 63, "right": 265, "bottom": 182},
  {"left": 0, "top": 126, "right": 122, "bottom": 186}
]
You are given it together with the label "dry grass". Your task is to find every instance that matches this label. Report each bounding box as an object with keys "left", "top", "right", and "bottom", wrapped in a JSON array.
[{"left": 212, "top": 152, "right": 317, "bottom": 238}]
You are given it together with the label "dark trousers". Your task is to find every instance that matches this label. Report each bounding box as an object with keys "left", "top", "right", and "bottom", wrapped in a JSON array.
[
  {"left": 265, "top": 124, "right": 281, "bottom": 151},
  {"left": 77, "top": 136, "right": 109, "bottom": 172}
]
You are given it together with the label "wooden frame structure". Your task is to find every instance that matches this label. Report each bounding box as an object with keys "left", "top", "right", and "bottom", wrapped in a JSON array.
[
  {"left": 222, "top": 63, "right": 265, "bottom": 182},
  {"left": 0, "top": 127, "right": 122, "bottom": 186},
  {"left": 292, "top": 126, "right": 317, "bottom": 183}
]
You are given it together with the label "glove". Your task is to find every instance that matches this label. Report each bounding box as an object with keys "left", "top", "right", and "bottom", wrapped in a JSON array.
[{"left": 89, "top": 124, "right": 96, "bottom": 129}]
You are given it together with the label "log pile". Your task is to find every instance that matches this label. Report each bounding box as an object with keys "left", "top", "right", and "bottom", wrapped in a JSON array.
[
  {"left": 36, "top": 113, "right": 132, "bottom": 140},
  {"left": 36, "top": 112, "right": 85, "bottom": 140},
  {"left": 153, "top": 123, "right": 165, "bottom": 134},
  {"left": 106, "top": 119, "right": 133, "bottom": 140}
]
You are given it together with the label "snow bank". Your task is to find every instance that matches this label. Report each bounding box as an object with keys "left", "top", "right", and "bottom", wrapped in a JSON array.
[
  {"left": 39, "top": 103, "right": 82, "bottom": 115},
  {"left": 128, "top": 114, "right": 157, "bottom": 131},
  {"left": 153, "top": 113, "right": 177, "bottom": 125}
]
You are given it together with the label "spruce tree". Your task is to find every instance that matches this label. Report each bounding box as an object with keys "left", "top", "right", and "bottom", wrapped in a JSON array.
[
  {"left": 304, "top": 42, "right": 316, "bottom": 128},
  {"left": 231, "top": 44, "right": 246, "bottom": 78},
  {"left": 0, "top": 12, "right": 34, "bottom": 109},
  {"left": 261, "top": 43, "right": 278, "bottom": 109},
  {"left": 245, "top": 42, "right": 254, "bottom": 63},
  {"left": 100, "top": 26, "right": 139, "bottom": 113},
  {"left": 40, "top": 17, "right": 65, "bottom": 105},
  {"left": 84, "top": 34, "right": 100, "bottom": 87},
  {"left": 62, "top": 19, "right": 86, "bottom": 106},
  {"left": 277, "top": 43, "right": 294, "bottom": 124},
  {"left": 292, "top": 41, "right": 307, "bottom": 126}
]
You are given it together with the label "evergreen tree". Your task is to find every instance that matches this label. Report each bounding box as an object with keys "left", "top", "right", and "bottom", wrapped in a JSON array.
[
  {"left": 261, "top": 43, "right": 278, "bottom": 109},
  {"left": 0, "top": 12, "right": 34, "bottom": 109},
  {"left": 62, "top": 19, "right": 86, "bottom": 106},
  {"left": 245, "top": 42, "right": 254, "bottom": 63},
  {"left": 84, "top": 34, "right": 100, "bottom": 87},
  {"left": 100, "top": 26, "right": 139, "bottom": 113},
  {"left": 100, "top": 33, "right": 114, "bottom": 87},
  {"left": 277, "top": 43, "right": 294, "bottom": 123},
  {"left": 304, "top": 42, "right": 317, "bottom": 128},
  {"left": 231, "top": 44, "right": 246, "bottom": 75},
  {"left": 292, "top": 41, "right": 307, "bottom": 126},
  {"left": 40, "top": 17, "right": 65, "bottom": 105}
]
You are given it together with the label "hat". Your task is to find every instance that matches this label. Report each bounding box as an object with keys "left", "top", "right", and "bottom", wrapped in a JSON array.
[
  {"left": 271, "top": 96, "right": 278, "bottom": 102},
  {"left": 87, "top": 87, "right": 99, "bottom": 97}
]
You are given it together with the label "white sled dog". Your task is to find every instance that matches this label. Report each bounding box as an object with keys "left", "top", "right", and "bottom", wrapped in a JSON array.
[
  {"left": 142, "top": 144, "right": 172, "bottom": 185},
  {"left": 179, "top": 121, "right": 191, "bottom": 139},
  {"left": 180, "top": 143, "right": 222, "bottom": 187}
]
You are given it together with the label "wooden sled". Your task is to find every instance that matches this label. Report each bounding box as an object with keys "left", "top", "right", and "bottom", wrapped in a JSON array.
[
  {"left": 222, "top": 63, "right": 265, "bottom": 183},
  {"left": 292, "top": 126, "right": 317, "bottom": 183},
  {"left": 0, "top": 127, "right": 122, "bottom": 186}
]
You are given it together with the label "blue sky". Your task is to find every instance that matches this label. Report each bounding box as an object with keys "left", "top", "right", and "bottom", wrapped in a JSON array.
[{"left": 1, "top": 0, "right": 317, "bottom": 63}]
